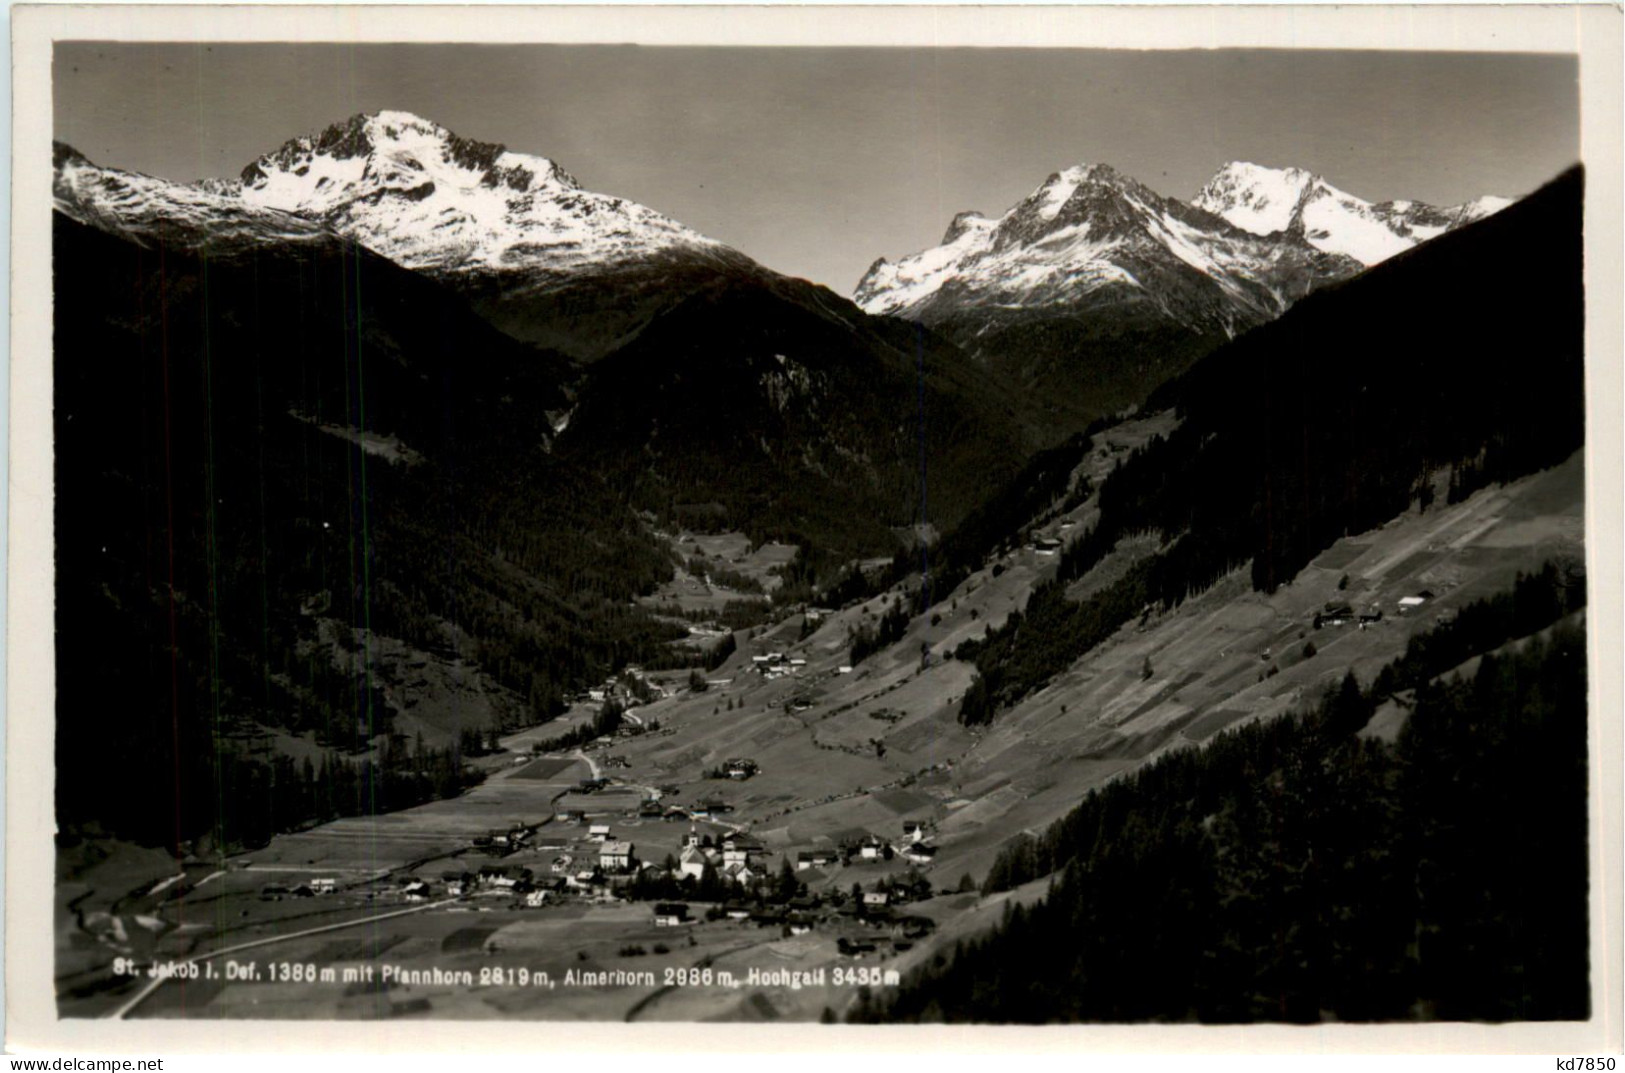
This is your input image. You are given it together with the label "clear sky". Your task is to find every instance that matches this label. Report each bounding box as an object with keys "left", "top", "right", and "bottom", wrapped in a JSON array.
[{"left": 54, "top": 44, "right": 1579, "bottom": 293}]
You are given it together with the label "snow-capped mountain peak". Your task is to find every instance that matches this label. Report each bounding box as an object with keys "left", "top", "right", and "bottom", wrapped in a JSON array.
[
  {"left": 1194, "top": 160, "right": 1511, "bottom": 266},
  {"left": 55, "top": 110, "right": 743, "bottom": 288},
  {"left": 1191, "top": 161, "right": 1318, "bottom": 235},
  {"left": 854, "top": 155, "right": 1514, "bottom": 376},
  {"left": 53, "top": 112, "right": 769, "bottom": 360},
  {"left": 227, "top": 110, "right": 725, "bottom": 276},
  {"left": 237, "top": 110, "right": 580, "bottom": 216},
  {"left": 855, "top": 156, "right": 1359, "bottom": 332},
  {"left": 1033, "top": 163, "right": 1131, "bottom": 218}
]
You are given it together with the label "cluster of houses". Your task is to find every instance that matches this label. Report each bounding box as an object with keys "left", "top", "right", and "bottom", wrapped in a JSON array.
[
  {"left": 1313, "top": 601, "right": 1382, "bottom": 630},
  {"left": 470, "top": 824, "right": 537, "bottom": 857},
  {"left": 267, "top": 866, "right": 551, "bottom": 909},
  {"left": 716, "top": 899, "right": 821, "bottom": 934},
  {"left": 443, "top": 864, "right": 535, "bottom": 897},
  {"left": 1026, "top": 536, "right": 1064, "bottom": 557},
  {"left": 755, "top": 824, "right": 942, "bottom": 884},
  {"left": 259, "top": 876, "right": 340, "bottom": 899},
  {"left": 440, "top": 847, "right": 644, "bottom": 906},
  {"left": 554, "top": 793, "right": 736, "bottom": 825},
  {"left": 1314, "top": 590, "right": 1433, "bottom": 631},
  {"left": 685, "top": 799, "right": 736, "bottom": 820},
  {"left": 678, "top": 830, "right": 771, "bottom": 886},
  {"left": 703, "top": 884, "right": 938, "bottom": 954},
  {"left": 575, "top": 665, "right": 666, "bottom": 709},
  {"left": 813, "top": 822, "right": 938, "bottom": 868},
  {"left": 751, "top": 651, "right": 807, "bottom": 680}
]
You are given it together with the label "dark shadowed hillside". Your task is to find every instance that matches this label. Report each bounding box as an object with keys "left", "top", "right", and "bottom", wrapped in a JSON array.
[
  {"left": 558, "top": 271, "right": 1032, "bottom": 557},
  {"left": 53, "top": 212, "right": 686, "bottom": 850}
]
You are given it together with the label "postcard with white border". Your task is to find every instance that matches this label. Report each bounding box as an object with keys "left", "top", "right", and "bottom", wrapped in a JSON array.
[{"left": 9, "top": 3, "right": 1623, "bottom": 1058}]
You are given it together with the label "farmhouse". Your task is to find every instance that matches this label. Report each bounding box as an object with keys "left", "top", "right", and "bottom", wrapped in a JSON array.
[
  {"left": 901, "top": 843, "right": 938, "bottom": 864},
  {"left": 600, "top": 841, "right": 635, "bottom": 872},
  {"left": 653, "top": 903, "right": 691, "bottom": 927},
  {"left": 476, "top": 865, "right": 531, "bottom": 892},
  {"left": 309, "top": 877, "right": 337, "bottom": 895},
  {"left": 797, "top": 849, "right": 837, "bottom": 871},
  {"left": 724, "top": 758, "right": 759, "bottom": 780},
  {"left": 588, "top": 824, "right": 612, "bottom": 842}
]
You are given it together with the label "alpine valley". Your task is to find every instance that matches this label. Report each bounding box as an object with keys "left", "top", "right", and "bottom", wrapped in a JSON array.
[{"left": 52, "top": 111, "right": 1588, "bottom": 1027}]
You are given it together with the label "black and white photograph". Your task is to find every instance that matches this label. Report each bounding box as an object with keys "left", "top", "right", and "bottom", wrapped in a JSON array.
[{"left": 9, "top": 2, "right": 1622, "bottom": 1052}]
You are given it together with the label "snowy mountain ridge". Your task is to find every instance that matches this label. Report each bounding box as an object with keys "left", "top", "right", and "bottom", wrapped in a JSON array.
[
  {"left": 1193, "top": 161, "right": 1513, "bottom": 265},
  {"left": 856, "top": 160, "right": 1511, "bottom": 329},
  {"left": 53, "top": 141, "right": 328, "bottom": 254},
  {"left": 232, "top": 111, "right": 735, "bottom": 276},
  {"left": 53, "top": 110, "right": 741, "bottom": 279},
  {"left": 854, "top": 160, "right": 1366, "bottom": 335}
]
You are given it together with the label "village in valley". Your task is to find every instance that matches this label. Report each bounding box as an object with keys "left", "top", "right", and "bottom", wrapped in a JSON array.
[{"left": 54, "top": 418, "right": 1585, "bottom": 1022}]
